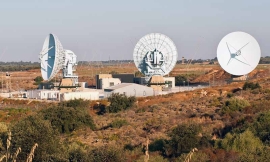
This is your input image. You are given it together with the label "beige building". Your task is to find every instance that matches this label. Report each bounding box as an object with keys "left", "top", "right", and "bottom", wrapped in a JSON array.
[
  {"left": 99, "top": 78, "right": 121, "bottom": 89},
  {"left": 96, "top": 74, "right": 112, "bottom": 89}
]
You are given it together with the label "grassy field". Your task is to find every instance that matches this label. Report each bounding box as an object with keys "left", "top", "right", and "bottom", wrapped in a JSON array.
[{"left": 1, "top": 62, "right": 269, "bottom": 91}]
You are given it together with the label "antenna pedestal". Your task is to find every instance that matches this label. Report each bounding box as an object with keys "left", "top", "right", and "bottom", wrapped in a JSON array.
[{"left": 148, "top": 76, "right": 165, "bottom": 91}]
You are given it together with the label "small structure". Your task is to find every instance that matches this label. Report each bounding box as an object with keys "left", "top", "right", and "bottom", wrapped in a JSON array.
[
  {"left": 104, "top": 83, "right": 154, "bottom": 98},
  {"left": 95, "top": 74, "right": 112, "bottom": 89},
  {"left": 27, "top": 89, "right": 59, "bottom": 100},
  {"left": 231, "top": 75, "right": 248, "bottom": 81},
  {"left": 99, "top": 78, "right": 121, "bottom": 89}
]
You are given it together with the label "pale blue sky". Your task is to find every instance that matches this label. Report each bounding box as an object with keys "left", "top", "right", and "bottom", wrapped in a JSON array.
[{"left": 0, "top": 0, "right": 270, "bottom": 61}]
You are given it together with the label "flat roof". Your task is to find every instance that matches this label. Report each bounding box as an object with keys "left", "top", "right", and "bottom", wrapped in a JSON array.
[{"left": 104, "top": 83, "right": 134, "bottom": 90}]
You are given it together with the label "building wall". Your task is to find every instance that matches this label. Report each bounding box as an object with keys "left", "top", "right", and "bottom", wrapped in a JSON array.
[
  {"left": 60, "top": 91, "right": 99, "bottom": 101},
  {"left": 100, "top": 78, "right": 121, "bottom": 89},
  {"left": 164, "top": 77, "right": 175, "bottom": 88},
  {"left": 105, "top": 84, "right": 153, "bottom": 98},
  {"left": 96, "top": 74, "right": 112, "bottom": 89},
  {"left": 134, "top": 77, "right": 148, "bottom": 85},
  {"left": 112, "top": 74, "right": 134, "bottom": 83},
  {"left": 27, "top": 90, "right": 59, "bottom": 100}
]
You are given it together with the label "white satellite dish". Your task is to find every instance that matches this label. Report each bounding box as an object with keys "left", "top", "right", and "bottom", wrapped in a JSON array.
[
  {"left": 133, "top": 33, "right": 178, "bottom": 78},
  {"left": 39, "top": 34, "right": 78, "bottom": 86},
  {"left": 217, "top": 31, "right": 261, "bottom": 76},
  {"left": 40, "top": 33, "right": 65, "bottom": 81}
]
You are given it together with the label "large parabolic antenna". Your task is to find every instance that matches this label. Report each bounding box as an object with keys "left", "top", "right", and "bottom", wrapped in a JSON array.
[
  {"left": 40, "top": 33, "right": 65, "bottom": 81},
  {"left": 133, "top": 33, "right": 178, "bottom": 78},
  {"left": 39, "top": 33, "right": 78, "bottom": 86},
  {"left": 217, "top": 31, "right": 261, "bottom": 76}
]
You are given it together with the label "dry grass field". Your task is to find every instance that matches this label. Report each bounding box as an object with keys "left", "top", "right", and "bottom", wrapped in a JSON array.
[{"left": 2, "top": 63, "right": 270, "bottom": 91}]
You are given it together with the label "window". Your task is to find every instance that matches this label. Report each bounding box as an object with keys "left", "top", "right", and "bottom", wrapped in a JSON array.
[{"left": 110, "top": 82, "right": 114, "bottom": 86}]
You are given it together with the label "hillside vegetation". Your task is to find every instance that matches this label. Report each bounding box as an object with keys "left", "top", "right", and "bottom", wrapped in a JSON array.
[{"left": 1, "top": 77, "right": 270, "bottom": 161}]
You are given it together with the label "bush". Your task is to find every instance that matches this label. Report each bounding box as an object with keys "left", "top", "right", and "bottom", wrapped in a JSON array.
[
  {"left": 110, "top": 119, "right": 128, "bottom": 128},
  {"left": 252, "top": 111, "right": 270, "bottom": 145},
  {"left": 175, "top": 75, "right": 188, "bottom": 86},
  {"left": 166, "top": 123, "right": 202, "bottom": 157},
  {"left": 34, "top": 76, "right": 43, "bottom": 85},
  {"left": 218, "top": 129, "right": 263, "bottom": 153},
  {"left": 243, "top": 82, "right": 261, "bottom": 90},
  {"left": 149, "top": 139, "right": 168, "bottom": 155},
  {"left": 11, "top": 115, "right": 63, "bottom": 161},
  {"left": 221, "top": 97, "right": 250, "bottom": 114},
  {"left": 89, "top": 146, "right": 125, "bottom": 162},
  {"left": 40, "top": 106, "right": 96, "bottom": 133},
  {"left": 59, "top": 98, "right": 90, "bottom": 109},
  {"left": 106, "top": 93, "right": 136, "bottom": 113}
]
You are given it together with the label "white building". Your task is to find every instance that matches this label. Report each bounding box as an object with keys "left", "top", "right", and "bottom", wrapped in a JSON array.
[
  {"left": 60, "top": 91, "right": 99, "bottom": 101},
  {"left": 104, "top": 83, "right": 154, "bottom": 98},
  {"left": 27, "top": 89, "right": 60, "bottom": 100},
  {"left": 27, "top": 88, "right": 100, "bottom": 101}
]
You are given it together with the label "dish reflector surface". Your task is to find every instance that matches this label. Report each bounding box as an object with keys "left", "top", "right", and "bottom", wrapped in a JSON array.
[
  {"left": 133, "top": 33, "right": 178, "bottom": 78},
  {"left": 217, "top": 31, "right": 261, "bottom": 76},
  {"left": 40, "top": 33, "right": 64, "bottom": 81}
]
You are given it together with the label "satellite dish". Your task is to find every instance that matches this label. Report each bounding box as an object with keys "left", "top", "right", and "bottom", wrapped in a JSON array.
[
  {"left": 133, "top": 33, "right": 178, "bottom": 78},
  {"left": 217, "top": 31, "right": 261, "bottom": 76},
  {"left": 39, "top": 33, "right": 65, "bottom": 81}
]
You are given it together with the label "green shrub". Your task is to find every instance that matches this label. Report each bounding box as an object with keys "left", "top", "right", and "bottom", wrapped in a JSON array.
[
  {"left": 243, "top": 82, "right": 261, "bottom": 90},
  {"left": 252, "top": 111, "right": 270, "bottom": 145},
  {"left": 166, "top": 123, "right": 202, "bottom": 157},
  {"left": 40, "top": 106, "right": 96, "bottom": 133},
  {"left": 110, "top": 119, "right": 128, "bottom": 128},
  {"left": 221, "top": 97, "right": 250, "bottom": 114},
  {"left": 11, "top": 115, "right": 62, "bottom": 161},
  {"left": 175, "top": 75, "right": 188, "bottom": 86},
  {"left": 106, "top": 93, "right": 136, "bottom": 113},
  {"left": 34, "top": 76, "right": 43, "bottom": 85},
  {"left": 59, "top": 98, "right": 90, "bottom": 109},
  {"left": 227, "top": 93, "right": 234, "bottom": 98},
  {"left": 89, "top": 146, "right": 125, "bottom": 162},
  {"left": 218, "top": 129, "right": 263, "bottom": 153},
  {"left": 149, "top": 139, "right": 168, "bottom": 155}
]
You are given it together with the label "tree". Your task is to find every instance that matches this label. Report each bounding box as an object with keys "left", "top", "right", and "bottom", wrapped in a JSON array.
[
  {"left": 166, "top": 124, "right": 202, "bottom": 157},
  {"left": 11, "top": 115, "right": 63, "bottom": 161},
  {"left": 252, "top": 111, "right": 270, "bottom": 145},
  {"left": 175, "top": 75, "right": 188, "bottom": 86},
  {"left": 33, "top": 76, "right": 43, "bottom": 85}
]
